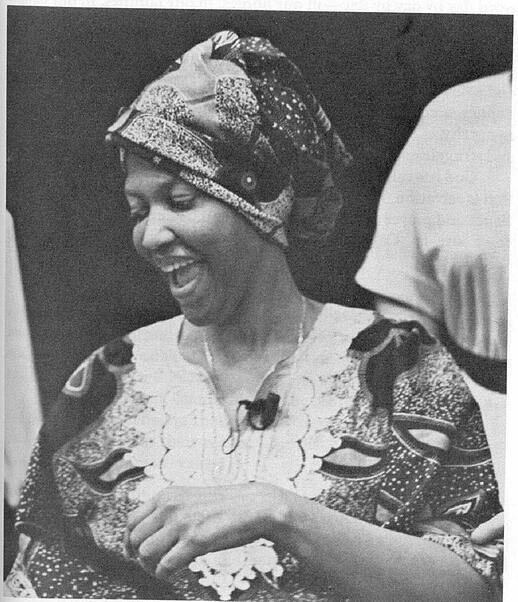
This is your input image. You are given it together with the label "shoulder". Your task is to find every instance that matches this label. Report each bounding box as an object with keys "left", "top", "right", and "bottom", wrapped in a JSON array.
[
  {"left": 42, "top": 316, "right": 183, "bottom": 452},
  {"left": 317, "top": 304, "right": 438, "bottom": 350},
  {"left": 349, "top": 313, "right": 437, "bottom": 353},
  {"left": 127, "top": 314, "right": 182, "bottom": 350},
  {"left": 420, "top": 72, "right": 511, "bottom": 135},
  {"left": 315, "top": 304, "right": 441, "bottom": 364},
  {"left": 62, "top": 314, "right": 184, "bottom": 399},
  {"left": 308, "top": 303, "right": 375, "bottom": 353},
  {"left": 316, "top": 303, "right": 376, "bottom": 335},
  {"left": 352, "top": 313, "right": 475, "bottom": 425},
  {"left": 427, "top": 72, "right": 510, "bottom": 110},
  {"left": 314, "top": 306, "right": 473, "bottom": 423}
]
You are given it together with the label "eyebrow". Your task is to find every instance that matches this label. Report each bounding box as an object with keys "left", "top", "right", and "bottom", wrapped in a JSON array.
[
  {"left": 123, "top": 178, "right": 172, "bottom": 198},
  {"left": 124, "top": 181, "right": 197, "bottom": 201},
  {"left": 124, "top": 188, "right": 144, "bottom": 199}
]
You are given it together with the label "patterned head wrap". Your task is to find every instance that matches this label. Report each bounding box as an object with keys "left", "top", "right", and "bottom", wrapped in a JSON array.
[{"left": 106, "top": 31, "right": 352, "bottom": 247}]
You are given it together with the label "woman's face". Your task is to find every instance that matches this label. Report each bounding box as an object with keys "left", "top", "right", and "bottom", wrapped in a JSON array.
[{"left": 124, "top": 154, "right": 267, "bottom": 325}]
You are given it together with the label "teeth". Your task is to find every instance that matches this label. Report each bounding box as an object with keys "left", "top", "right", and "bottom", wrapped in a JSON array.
[{"left": 156, "top": 258, "right": 197, "bottom": 273}]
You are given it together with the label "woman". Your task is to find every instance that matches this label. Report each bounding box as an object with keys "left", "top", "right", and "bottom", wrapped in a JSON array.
[{"left": 6, "top": 32, "right": 502, "bottom": 601}]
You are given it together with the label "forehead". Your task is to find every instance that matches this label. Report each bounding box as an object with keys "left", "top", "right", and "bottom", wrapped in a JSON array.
[
  {"left": 123, "top": 152, "right": 267, "bottom": 244},
  {"left": 124, "top": 153, "right": 194, "bottom": 195}
]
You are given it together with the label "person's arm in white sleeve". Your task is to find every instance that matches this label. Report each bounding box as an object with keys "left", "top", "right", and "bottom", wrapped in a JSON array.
[{"left": 356, "top": 105, "right": 444, "bottom": 327}]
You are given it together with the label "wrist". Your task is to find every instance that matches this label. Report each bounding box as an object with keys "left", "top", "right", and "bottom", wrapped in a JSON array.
[{"left": 253, "top": 482, "right": 298, "bottom": 544}]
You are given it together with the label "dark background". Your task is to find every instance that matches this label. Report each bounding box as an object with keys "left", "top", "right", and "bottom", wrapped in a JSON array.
[{"left": 7, "top": 7, "right": 513, "bottom": 415}]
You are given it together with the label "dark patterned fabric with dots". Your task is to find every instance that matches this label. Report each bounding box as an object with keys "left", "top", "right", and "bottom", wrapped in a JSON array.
[
  {"left": 5, "top": 309, "right": 503, "bottom": 600},
  {"left": 106, "top": 31, "right": 352, "bottom": 248}
]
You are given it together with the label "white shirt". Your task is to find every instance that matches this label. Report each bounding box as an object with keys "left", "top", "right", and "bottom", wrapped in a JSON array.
[{"left": 356, "top": 72, "right": 511, "bottom": 362}]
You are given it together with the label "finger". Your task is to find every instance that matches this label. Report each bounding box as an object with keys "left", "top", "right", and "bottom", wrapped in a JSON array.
[
  {"left": 123, "top": 528, "right": 135, "bottom": 559},
  {"left": 155, "top": 539, "right": 199, "bottom": 581},
  {"left": 471, "top": 513, "right": 504, "bottom": 544},
  {"left": 127, "top": 498, "right": 157, "bottom": 531},
  {"left": 137, "top": 555, "right": 159, "bottom": 576},
  {"left": 137, "top": 523, "right": 180, "bottom": 566},
  {"left": 128, "top": 509, "right": 166, "bottom": 554}
]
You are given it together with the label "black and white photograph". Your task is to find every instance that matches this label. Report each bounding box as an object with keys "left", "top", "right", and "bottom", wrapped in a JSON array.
[{"left": 3, "top": 1, "right": 515, "bottom": 600}]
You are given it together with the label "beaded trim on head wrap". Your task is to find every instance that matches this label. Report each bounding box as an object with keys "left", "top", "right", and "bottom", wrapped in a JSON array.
[{"left": 106, "top": 30, "right": 352, "bottom": 248}]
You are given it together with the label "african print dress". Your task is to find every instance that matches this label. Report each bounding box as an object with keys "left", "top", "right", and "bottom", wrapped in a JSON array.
[{"left": 5, "top": 304, "right": 503, "bottom": 600}]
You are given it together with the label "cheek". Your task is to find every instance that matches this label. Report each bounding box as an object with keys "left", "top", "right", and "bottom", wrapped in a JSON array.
[{"left": 214, "top": 234, "right": 258, "bottom": 287}]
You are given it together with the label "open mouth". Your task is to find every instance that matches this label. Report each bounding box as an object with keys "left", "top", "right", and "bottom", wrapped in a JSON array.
[
  {"left": 156, "top": 258, "right": 203, "bottom": 291},
  {"left": 171, "top": 261, "right": 202, "bottom": 289}
]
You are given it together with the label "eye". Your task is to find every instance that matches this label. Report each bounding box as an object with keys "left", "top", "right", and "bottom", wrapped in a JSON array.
[
  {"left": 128, "top": 206, "right": 148, "bottom": 225},
  {"left": 168, "top": 192, "right": 195, "bottom": 211}
]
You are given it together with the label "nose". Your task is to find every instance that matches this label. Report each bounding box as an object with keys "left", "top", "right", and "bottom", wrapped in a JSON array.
[{"left": 140, "top": 205, "right": 176, "bottom": 252}]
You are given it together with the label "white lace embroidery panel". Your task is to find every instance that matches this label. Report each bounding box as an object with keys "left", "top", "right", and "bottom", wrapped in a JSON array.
[{"left": 126, "top": 305, "right": 373, "bottom": 600}]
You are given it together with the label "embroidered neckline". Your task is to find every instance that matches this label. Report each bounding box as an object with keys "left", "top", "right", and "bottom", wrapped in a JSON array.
[{"left": 126, "top": 304, "right": 374, "bottom": 600}]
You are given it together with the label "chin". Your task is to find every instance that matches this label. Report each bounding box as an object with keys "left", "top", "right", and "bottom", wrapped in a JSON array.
[
  {"left": 181, "top": 311, "right": 208, "bottom": 327},
  {"left": 177, "top": 300, "right": 217, "bottom": 327},
  {"left": 180, "top": 298, "right": 237, "bottom": 328}
]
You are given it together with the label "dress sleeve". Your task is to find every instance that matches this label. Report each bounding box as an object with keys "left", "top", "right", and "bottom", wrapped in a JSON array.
[
  {"left": 355, "top": 107, "right": 443, "bottom": 321},
  {"left": 4, "top": 338, "right": 141, "bottom": 599},
  {"left": 366, "top": 319, "right": 503, "bottom": 598},
  {"left": 4, "top": 433, "right": 139, "bottom": 598},
  {"left": 5, "top": 517, "right": 141, "bottom": 599}
]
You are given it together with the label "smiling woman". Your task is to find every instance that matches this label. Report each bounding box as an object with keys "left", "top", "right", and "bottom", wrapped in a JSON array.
[
  {"left": 125, "top": 153, "right": 279, "bottom": 328},
  {"left": 5, "top": 31, "right": 503, "bottom": 601}
]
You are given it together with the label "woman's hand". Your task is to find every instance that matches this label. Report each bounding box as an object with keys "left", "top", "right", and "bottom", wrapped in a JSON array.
[
  {"left": 125, "top": 482, "right": 289, "bottom": 581},
  {"left": 471, "top": 512, "right": 504, "bottom": 544}
]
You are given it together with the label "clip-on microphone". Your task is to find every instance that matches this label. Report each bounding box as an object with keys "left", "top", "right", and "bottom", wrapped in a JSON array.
[
  {"left": 239, "top": 392, "right": 281, "bottom": 430},
  {"left": 222, "top": 392, "right": 281, "bottom": 455}
]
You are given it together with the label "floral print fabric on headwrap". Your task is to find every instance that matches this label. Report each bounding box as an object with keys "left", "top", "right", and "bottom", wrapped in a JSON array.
[{"left": 106, "top": 31, "right": 352, "bottom": 247}]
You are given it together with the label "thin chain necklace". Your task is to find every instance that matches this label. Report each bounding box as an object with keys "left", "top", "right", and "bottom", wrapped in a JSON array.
[{"left": 203, "top": 296, "right": 307, "bottom": 454}]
